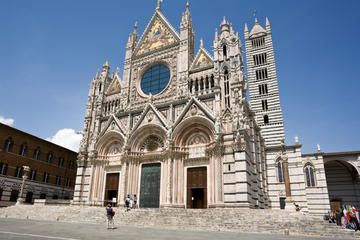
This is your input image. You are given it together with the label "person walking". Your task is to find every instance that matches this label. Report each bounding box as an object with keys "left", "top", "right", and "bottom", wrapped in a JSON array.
[
  {"left": 106, "top": 204, "right": 115, "bottom": 229},
  {"left": 125, "top": 194, "right": 130, "bottom": 212},
  {"left": 133, "top": 194, "right": 137, "bottom": 209}
]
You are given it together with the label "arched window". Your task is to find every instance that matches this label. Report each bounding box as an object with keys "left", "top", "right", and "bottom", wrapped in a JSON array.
[
  {"left": 4, "top": 137, "right": 14, "bottom": 152},
  {"left": 277, "top": 161, "right": 285, "bottom": 183},
  {"left": 224, "top": 69, "right": 230, "bottom": 108},
  {"left": 19, "top": 143, "right": 27, "bottom": 156},
  {"left": 33, "top": 147, "right": 41, "bottom": 160},
  {"left": 304, "top": 164, "right": 316, "bottom": 187},
  {"left": 223, "top": 45, "right": 227, "bottom": 58},
  {"left": 46, "top": 152, "right": 53, "bottom": 163},
  {"left": 264, "top": 115, "right": 269, "bottom": 124}
]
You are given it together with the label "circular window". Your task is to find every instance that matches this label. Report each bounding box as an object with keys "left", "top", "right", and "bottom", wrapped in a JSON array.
[{"left": 141, "top": 64, "right": 170, "bottom": 95}]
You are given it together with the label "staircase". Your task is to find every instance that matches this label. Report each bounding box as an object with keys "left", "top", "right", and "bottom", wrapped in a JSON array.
[{"left": 0, "top": 205, "right": 359, "bottom": 239}]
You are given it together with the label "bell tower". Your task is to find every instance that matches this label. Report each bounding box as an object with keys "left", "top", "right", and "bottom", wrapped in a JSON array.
[{"left": 244, "top": 17, "right": 285, "bottom": 146}]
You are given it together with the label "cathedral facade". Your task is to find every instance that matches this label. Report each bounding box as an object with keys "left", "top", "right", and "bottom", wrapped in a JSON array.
[{"left": 74, "top": 1, "right": 360, "bottom": 214}]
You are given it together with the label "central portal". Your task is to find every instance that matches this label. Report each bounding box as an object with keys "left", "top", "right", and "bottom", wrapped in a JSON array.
[
  {"left": 187, "top": 167, "right": 207, "bottom": 208},
  {"left": 140, "top": 163, "right": 161, "bottom": 208}
]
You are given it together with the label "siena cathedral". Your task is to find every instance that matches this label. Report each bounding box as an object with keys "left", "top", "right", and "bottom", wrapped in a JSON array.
[{"left": 75, "top": 1, "right": 360, "bottom": 214}]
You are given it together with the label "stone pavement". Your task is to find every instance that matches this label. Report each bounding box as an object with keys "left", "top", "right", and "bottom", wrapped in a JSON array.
[
  {"left": 0, "top": 205, "right": 359, "bottom": 239},
  {"left": 0, "top": 218, "right": 352, "bottom": 240}
]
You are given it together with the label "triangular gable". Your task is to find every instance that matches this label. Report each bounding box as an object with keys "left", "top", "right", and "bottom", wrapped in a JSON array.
[
  {"left": 134, "top": 11, "right": 180, "bottom": 57},
  {"left": 107, "top": 77, "right": 121, "bottom": 95},
  {"left": 98, "top": 114, "right": 127, "bottom": 138},
  {"left": 173, "top": 97, "right": 215, "bottom": 129},
  {"left": 190, "top": 47, "right": 214, "bottom": 71},
  {"left": 132, "top": 103, "right": 169, "bottom": 132}
]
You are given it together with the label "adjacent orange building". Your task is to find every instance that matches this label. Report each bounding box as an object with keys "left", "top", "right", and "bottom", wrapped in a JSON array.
[{"left": 0, "top": 123, "right": 77, "bottom": 207}]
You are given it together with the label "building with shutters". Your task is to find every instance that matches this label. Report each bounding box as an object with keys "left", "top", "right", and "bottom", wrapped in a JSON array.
[
  {"left": 0, "top": 123, "right": 77, "bottom": 207},
  {"left": 74, "top": 1, "right": 360, "bottom": 214}
]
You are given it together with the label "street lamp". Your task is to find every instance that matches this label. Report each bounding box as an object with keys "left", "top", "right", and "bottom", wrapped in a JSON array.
[{"left": 16, "top": 166, "right": 30, "bottom": 205}]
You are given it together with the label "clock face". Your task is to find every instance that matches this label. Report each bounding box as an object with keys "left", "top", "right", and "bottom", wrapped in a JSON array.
[{"left": 140, "top": 64, "right": 170, "bottom": 95}]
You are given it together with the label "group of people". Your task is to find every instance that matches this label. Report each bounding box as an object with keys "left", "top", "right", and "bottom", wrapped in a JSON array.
[
  {"left": 125, "top": 194, "right": 137, "bottom": 211},
  {"left": 325, "top": 205, "right": 360, "bottom": 231},
  {"left": 105, "top": 194, "right": 138, "bottom": 229}
]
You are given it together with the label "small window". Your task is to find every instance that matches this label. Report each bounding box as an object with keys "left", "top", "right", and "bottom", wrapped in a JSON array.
[
  {"left": 255, "top": 68, "right": 268, "bottom": 81},
  {"left": 0, "top": 163, "right": 8, "bottom": 175},
  {"left": 58, "top": 157, "right": 64, "bottom": 167},
  {"left": 304, "top": 164, "right": 316, "bottom": 187},
  {"left": 42, "top": 172, "right": 49, "bottom": 183},
  {"left": 223, "top": 45, "right": 227, "bottom": 58},
  {"left": 259, "top": 84, "right": 268, "bottom": 95},
  {"left": 19, "top": 143, "right": 27, "bottom": 156},
  {"left": 46, "top": 152, "right": 53, "bottom": 163},
  {"left": 55, "top": 176, "right": 61, "bottom": 185},
  {"left": 15, "top": 166, "right": 23, "bottom": 178},
  {"left": 66, "top": 178, "right": 71, "bottom": 188},
  {"left": 30, "top": 170, "right": 37, "bottom": 181},
  {"left": 277, "top": 161, "right": 284, "bottom": 183},
  {"left": 33, "top": 147, "right": 41, "bottom": 160},
  {"left": 4, "top": 137, "right": 14, "bottom": 152},
  {"left": 262, "top": 100, "right": 268, "bottom": 111},
  {"left": 253, "top": 53, "right": 267, "bottom": 66},
  {"left": 251, "top": 37, "right": 265, "bottom": 48},
  {"left": 264, "top": 115, "right": 269, "bottom": 124}
]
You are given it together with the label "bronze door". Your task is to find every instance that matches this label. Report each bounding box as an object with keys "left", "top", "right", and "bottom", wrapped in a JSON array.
[
  {"left": 140, "top": 163, "right": 161, "bottom": 208},
  {"left": 187, "top": 167, "right": 207, "bottom": 208},
  {"left": 104, "top": 173, "right": 119, "bottom": 205}
]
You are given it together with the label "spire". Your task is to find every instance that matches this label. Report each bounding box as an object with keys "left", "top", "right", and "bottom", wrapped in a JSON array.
[
  {"left": 220, "top": 16, "right": 229, "bottom": 34},
  {"left": 244, "top": 23, "right": 248, "bottom": 33},
  {"left": 102, "top": 60, "right": 110, "bottom": 73},
  {"left": 253, "top": 10, "right": 258, "bottom": 24},
  {"left": 186, "top": 0, "right": 189, "bottom": 13},
  {"left": 222, "top": 16, "right": 226, "bottom": 25},
  {"left": 215, "top": 28, "right": 218, "bottom": 40},
  {"left": 133, "top": 21, "right": 138, "bottom": 35},
  {"left": 156, "top": 0, "right": 162, "bottom": 11},
  {"left": 266, "top": 17, "right": 270, "bottom": 26},
  {"left": 230, "top": 23, "right": 234, "bottom": 34},
  {"left": 95, "top": 69, "right": 100, "bottom": 79}
]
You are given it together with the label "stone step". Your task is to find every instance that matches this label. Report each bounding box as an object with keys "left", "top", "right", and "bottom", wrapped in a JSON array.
[{"left": 0, "top": 205, "right": 359, "bottom": 239}]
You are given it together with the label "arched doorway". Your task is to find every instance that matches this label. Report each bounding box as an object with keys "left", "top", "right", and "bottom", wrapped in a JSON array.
[{"left": 324, "top": 160, "right": 360, "bottom": 209}]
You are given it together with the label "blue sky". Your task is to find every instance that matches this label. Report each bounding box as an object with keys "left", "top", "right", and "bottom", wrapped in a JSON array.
[{"left": 0, "top": 0, "right": 359, "bottom": 153}]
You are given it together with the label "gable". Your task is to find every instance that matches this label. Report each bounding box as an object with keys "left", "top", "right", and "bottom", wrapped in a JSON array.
[
  {"left": 173, "top": 97, "right": 215, "bottom": 129},
  {"left": 107, "top": 78, "right": 121, "bottom": 95},
  {"left": 135, "top": 12, "right": 179, "bottom": 57},
  {"left": 190, "top": 48, "right": 213, "bottom": 71},
  {"left": 132, "top": 104, "right": 169, "bottom": 132},
  {"left": 98, "top": 115, "right": 127, "bottom": 138}
]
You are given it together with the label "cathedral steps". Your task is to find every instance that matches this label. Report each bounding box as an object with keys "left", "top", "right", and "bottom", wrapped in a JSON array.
[{"left": 0, "top": 205, "right": 359, "bottom": 239}]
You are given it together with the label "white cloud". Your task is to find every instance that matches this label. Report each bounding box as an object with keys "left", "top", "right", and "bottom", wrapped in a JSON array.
[
  {"left": 0, "top": 116, "right": 14, "bottom": 126},
  {"left": 46, "top": 128, "right": 82, "bottom": 152}
]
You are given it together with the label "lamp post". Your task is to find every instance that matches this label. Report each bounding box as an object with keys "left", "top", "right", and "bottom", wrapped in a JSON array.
[{"left": 16, "top": 166, "right": 30, "bottom": 205}]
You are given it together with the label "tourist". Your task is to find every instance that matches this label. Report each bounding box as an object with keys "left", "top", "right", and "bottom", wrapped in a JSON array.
[
  {"left": 106, "top": 204, "right": 115, "bottom": 229},
  {"left": 133, "top": 194, "right": 137, "bottom": 209},
  {"left": 125, "top": 194, "right": 130, "bottom": 211},
  {"left": 335, "top": 209, "right": 342, "bottom": 226}
]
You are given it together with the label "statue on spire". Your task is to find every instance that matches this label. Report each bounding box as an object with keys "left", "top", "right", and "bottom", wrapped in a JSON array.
[{"left": 156, "top": 0, "right": 162, "bottom": 11}]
